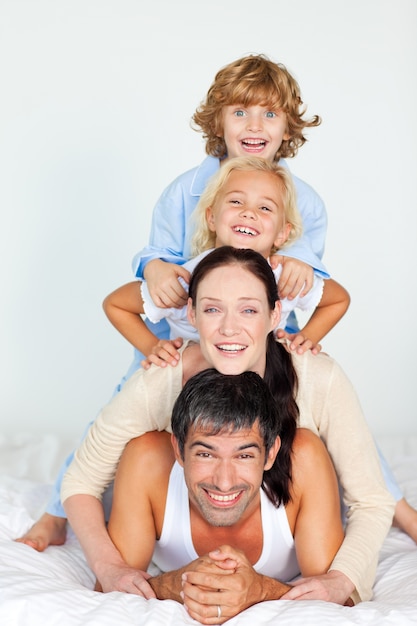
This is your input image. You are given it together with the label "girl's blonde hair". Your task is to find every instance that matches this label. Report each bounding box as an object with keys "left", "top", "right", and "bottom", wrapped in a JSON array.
[
  {"left": 191, "top": 156, "right": 303, "bottom": 257},
  {"left": 192, "top": 54, "right": 321, "bottom": 161}
]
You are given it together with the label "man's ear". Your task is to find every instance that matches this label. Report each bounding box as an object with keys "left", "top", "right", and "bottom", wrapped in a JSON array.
[
  {"left": 171, "top": 434, "right": 184, "bottom": 467},
  {"left": 206, "top": 206, "right": 216, "bottom": 232},
  {"left": 264, "top": 436, "right": 281, "bottom": 471},
  {"left": 187, "top": 297, "right": 197, "bottom": 327}
]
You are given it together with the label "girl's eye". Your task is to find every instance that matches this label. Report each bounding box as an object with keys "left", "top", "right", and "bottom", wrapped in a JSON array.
[
  {"left": 265, "top": 111, "right": 277, "bottom": 118},
  {"left": 260, "top": 205, "right": 272, "bottom": 212},
  {"left": 234, "top": 110, "right": 245, "bottom": 117},
  {"left": 230, "top": 199, "right": 242, "bottom": 206}
]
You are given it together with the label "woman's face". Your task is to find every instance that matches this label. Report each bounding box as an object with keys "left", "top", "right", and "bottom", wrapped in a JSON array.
[{"left": 187, "top": 264, "right": 280, "bottom": 377}]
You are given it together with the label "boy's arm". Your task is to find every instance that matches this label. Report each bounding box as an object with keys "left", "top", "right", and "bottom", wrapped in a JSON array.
[{"left": 279, "top": 278, "right": 350, "bottom": 354}]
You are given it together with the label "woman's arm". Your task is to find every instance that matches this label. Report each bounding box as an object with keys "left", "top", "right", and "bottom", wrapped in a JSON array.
[
  {"left": 64, "top": 493, "right": 155, "bottom": 596},
  {"left": 61, "top": 356, "right": 184, "bottom": 503}
]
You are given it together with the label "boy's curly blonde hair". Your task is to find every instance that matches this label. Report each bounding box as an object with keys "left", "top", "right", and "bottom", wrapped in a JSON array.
[
  {"left": 192, "top": 54, "right": 321, "bottom": 162},
  {"left": 191, "top": 156, "right": 303, "bottom": 257}
]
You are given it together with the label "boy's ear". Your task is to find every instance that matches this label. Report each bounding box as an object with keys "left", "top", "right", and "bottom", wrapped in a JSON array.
[
  {"left": 206, "top": 206, "right": 216, "bottom": 232},
  {"left": 187, "top": 298, "right": 197, "bottom": 327},
  {"left": 273, "top": 222, "right": 292, "bottom": 249}
]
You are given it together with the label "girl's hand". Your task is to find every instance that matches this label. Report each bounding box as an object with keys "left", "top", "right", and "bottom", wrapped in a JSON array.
[
  {"left": 141, "top": 338, "right": 184, "bottom": 369},
  {"left": 276, "top": 329, "right": 321, "bottom": 355},
  {"left": 270, "top": 255, "right": 314, "bottom": 299},
  {"left": 143, "top": 259, "right": 190, "bottom": 308}
]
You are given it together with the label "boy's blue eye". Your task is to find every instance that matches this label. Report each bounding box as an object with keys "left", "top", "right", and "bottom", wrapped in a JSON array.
[
  {"left": 234, "top": 110, "right": 245, "bottom": 117},
  {"left": 265, "top": 111, "right": 276, "bottom": 118}
]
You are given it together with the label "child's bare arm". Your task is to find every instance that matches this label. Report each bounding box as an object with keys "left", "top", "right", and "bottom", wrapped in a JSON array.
[
  {"left": 103, "top": 282, "right": 161, "bottom": 358},
  {"left": 278, "top": 278, "right": 350, "bottom": 354},
  {"left": 143, "top": 259, "right": 191, "bottom": 308}
]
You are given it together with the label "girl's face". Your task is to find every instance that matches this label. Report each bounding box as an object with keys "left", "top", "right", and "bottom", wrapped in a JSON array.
[
  {"left": 206, "top": 169, "right": 291, "bottom": 258},
  {"left": 187, "top": 264, "right": 280, "bottom": 377}
]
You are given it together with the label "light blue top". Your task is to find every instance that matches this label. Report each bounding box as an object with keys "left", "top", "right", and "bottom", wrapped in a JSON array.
[{"left": 132, "top": 155, "right": 330, "bottom": 279}]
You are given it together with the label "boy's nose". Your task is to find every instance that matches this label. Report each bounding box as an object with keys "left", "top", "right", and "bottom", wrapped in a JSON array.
[{"left": 246, "top": 114, "right": 263, "bottom": 132}]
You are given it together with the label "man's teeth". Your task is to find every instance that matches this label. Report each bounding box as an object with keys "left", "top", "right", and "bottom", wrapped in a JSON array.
[
  {"left": 233, "top": 226, "right": 257, "bottom": 236},
  {"left": 209, "top": 491, "right": 240, "bottom": 502},
  {"left": 217, "top": 344, "right": 246, "bottom": 352}
]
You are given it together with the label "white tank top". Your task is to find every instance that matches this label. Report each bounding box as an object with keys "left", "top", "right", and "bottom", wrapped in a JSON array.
[{"left": 152, "top": 462, "right": 299, "bottom": 582}]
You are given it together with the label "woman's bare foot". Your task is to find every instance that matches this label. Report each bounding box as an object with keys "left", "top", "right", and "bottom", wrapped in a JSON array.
[
  {"left": 15, "top": 512, "right": 67, "bottom": 551},
  {"left": 393, "top": 497, "right": 417, "bottom": 543}
]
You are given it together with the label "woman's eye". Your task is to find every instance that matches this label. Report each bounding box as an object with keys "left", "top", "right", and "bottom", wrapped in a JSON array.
[
  {"left": 204, "top": 307, "right": 219, "bottom": 314},
  {"left": 243, "top": 308, "right": 257, "bottom": 314}
]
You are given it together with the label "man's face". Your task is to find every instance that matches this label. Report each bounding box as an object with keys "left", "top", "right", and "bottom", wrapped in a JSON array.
[{"left": 172, "top": 422, "right": 280, "bottom": 528}]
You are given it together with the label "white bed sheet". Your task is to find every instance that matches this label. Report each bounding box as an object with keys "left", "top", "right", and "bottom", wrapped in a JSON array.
[{"left": 1, "top": 433, "right": 417, "bottom": 626}]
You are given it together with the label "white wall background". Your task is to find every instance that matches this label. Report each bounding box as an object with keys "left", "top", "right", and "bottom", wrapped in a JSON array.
[{"left": 1, "top": 0, "right": 416, "bottom": 440}]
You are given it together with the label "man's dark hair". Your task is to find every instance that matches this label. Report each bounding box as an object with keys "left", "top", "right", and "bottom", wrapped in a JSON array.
[{"left": 171, "top": 368, "right": 294, "bottom": 506}]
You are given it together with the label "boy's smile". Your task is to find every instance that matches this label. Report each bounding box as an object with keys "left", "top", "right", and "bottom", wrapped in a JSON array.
[{"left": 221, "top": 104, "right": 289, "bottom": 163}]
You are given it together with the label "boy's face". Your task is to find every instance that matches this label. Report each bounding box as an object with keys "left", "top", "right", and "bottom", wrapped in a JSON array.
[
  {"left": 221, "top": 104, "right": 289, "bottom": 163},
  {"left": 172, "top": 422, "right": 280, "bottom": 528},
  {"left": 206, "top": 169, "right": 291, "bottom": 258}
]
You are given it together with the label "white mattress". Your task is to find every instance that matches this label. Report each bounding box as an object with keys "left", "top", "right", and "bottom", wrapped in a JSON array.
[{"left": 1, "top": 433, "right": 417, "bottom": 625}]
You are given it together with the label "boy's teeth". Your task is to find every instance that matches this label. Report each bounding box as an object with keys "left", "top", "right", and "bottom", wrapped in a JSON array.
[{"left": 243, "top": 139, "right": 265, "bottom": 145}]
